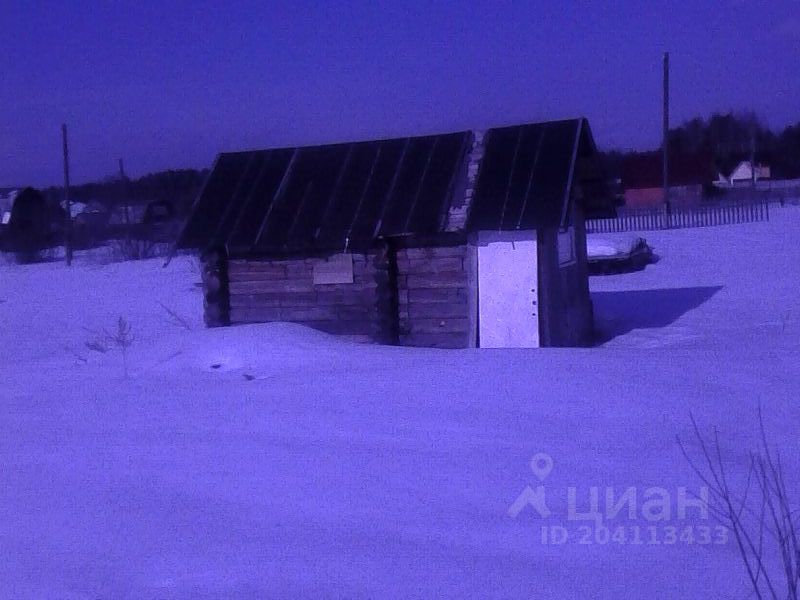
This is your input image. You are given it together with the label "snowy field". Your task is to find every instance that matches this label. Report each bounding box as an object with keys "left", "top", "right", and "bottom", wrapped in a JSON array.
[{"left": 1, "top": 207, "right": 799, "bottom": 598}]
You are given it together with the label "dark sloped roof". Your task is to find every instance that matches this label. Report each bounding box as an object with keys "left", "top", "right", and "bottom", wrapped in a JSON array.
[
  {"left": 177, "top": 118, "right": 611, "bottom": 255},
  {"left": 467, "top": 119, "right": 585, "bottom": 230},
  {"left": 178, "top": 132, "right": 471, "bottom": 254}
]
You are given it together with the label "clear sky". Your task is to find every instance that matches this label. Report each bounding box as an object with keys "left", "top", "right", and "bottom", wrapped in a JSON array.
[{"left": 2, "top": 1, "right": 798, "bottom": 187}]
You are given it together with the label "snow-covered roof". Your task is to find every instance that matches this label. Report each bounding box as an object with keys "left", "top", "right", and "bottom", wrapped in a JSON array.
[{"left": 729, "top": 160, "right": 771, "bottom": 182}]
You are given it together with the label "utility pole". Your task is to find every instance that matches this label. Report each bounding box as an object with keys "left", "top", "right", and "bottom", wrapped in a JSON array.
[
  {"left": 119, "top": 158, "right": 130, "bottom": 226},
  {"left": 119, "top": 158, "right": 133, "bottom": 254},
  {"left": 750, "top": 128, "right": 757, "bottom": 188},
  {"left": 62, "top": 124, "right": 73, "bottom": 266},
  {"left": 662, "top": 52, "right": 671, "bottom": 220}
]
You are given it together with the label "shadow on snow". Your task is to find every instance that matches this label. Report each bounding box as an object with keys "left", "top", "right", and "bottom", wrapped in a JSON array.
[{"left": 591, "top": 286, "right": 723, "bottom": 344}]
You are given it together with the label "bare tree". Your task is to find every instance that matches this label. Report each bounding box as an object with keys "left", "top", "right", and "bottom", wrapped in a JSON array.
[{"left": 678, "top": 407, "right": 799, "bottom": 599}]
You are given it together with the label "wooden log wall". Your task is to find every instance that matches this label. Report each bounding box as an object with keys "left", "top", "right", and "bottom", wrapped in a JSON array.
[
  {"left": 225, "top": 251, "right": 394, "bottom": 344},
  {"left": 396, "top": 245, "right": 472, "bottom": 348}
]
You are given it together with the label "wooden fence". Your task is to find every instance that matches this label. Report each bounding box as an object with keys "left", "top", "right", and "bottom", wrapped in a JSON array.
[{"left": 586, "top": 200, "right": 770, "bottom": 233}]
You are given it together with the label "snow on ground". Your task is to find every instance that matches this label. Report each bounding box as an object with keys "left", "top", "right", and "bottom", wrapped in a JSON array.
[
  {"left": 1, "top": 209, "right": 799, "bottom": 599},
  {"left": 590, "top": 207, "right": 800, "bottom": 351}
]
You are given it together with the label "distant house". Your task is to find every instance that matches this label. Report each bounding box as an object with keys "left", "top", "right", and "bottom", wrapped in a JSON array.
[
  {"left": 621, "top": 151, "right": 715, "bottom": 208},
  {"left": 176, "top": 118, "right": 614, "bottom": 348},
  {"left": 69, "top": 201, "right": 89, "bottom": 218},
  {"left": 73, "top": 201, "right": 112, "bottom": 230},
  {"left": 108, "top": 204, "right": 147, "bottom": 225},
  {"left": 143, "top": 199, "right": 175, "bottom": 224},
  {"left": 727, "top": 161, "right": 771, "bottom": 184}
]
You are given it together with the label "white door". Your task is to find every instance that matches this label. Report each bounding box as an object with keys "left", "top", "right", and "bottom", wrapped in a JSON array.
[{"left": 477, "top": 230, "right": 539, "bottom": 348}]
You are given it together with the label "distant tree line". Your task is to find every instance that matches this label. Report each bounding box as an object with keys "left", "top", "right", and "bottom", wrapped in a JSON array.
[
  {"left": 0, "top": 168, "right": 212, "bottom": 261},
  {"left": 602, "top": 112, "right": 800, "bottom": 181},
  {"left": 42, "top": 168, "right": 209, "bottom": 214}
]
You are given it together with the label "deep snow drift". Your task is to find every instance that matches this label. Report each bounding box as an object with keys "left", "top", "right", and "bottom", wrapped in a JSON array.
[{"left": 1, "top": 208, "right": 798, "bottom": 598}]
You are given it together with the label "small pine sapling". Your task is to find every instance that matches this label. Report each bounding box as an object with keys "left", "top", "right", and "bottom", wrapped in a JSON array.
[
  {"left": 84, "top": 317, "right": 135, "bottom": 377},
  {"left": 112, "top": 316, "right": 134, "bottom": 377}
]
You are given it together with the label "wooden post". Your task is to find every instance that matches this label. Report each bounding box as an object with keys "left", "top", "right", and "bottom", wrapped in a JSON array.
[
  {"left": 119, "top": 158, "right": 132, "bottom": 253},
  {"left": 201, "top": 248, "right": 230, "bottom": 327},
  {"left": 662, "top": 52, "right": 671, "bottom": 225},
  {"left": 62, "top": 124, "right": 73, "bottom": 266},
  {"left": 119, "top": 159, "right": 130, "bottom": 225}
]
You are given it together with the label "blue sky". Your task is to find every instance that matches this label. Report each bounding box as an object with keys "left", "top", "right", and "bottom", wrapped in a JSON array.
[{"left": 1, "top": 0, "right": 798, "bottom": 187}]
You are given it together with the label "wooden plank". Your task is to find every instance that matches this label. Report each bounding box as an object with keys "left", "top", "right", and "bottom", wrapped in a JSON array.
[
  {"left": 230, "top": 291, "right": 386, "bottom": 310},
  {"left": 228, "top": 279, "right": 316, "bottom": 294},
  {"left": 405, "top": 297, "right": 469, "bottom": 313},
  {"left": 231, "top": 278, "right": 383, "bottom": 294},
  {"left": 401, "top": 246, "right": 467, "bottom": 260},
  {"left": 404, "top": 272, "right": 467, "bottom": 289},
  {"left": 316, "top": 288, "right": 377, "bottom": 305},
  {"left": 229, "top": 293, "right": 284, "bottom": 308},
  {"left": 396, "top": 257, "right": 465, "bottom": 274},
  {"left": 406, "top": 287, "right": 468, "bottom": 303},
  {"left": 229, "top": 259, "right": 297, "bottom": 271},
  {"left": 404, "top": 317, "right": 470, "bottom": 333},
  {"left": 230, "top": 292, "right": 340, "bottom": 307},
  {"left": 314, "top": 281, "right": 378, "bottom": 292},
  {"left": 285, "top": 263, "right": 314, "bottom": 278},
  {"left": 280, "top": 306, "right": 339, "bottom": 321},
  {"left": 230, "top": 307, "right": 282, "bottom": 322},
  {"left": 407, "top": 302, "right": 469, "bottom": 319},
  {"left": 228, "top": 259, "right": 288, "bottom": 270},
  {"left": 399, "top": 332, "right": 468, "bottom": 348},
  {"left": 336, "top": 305, "right": 378, "bottom": 320},
  {"left": 228, "top": 269, "right": 289, "bottom": 282}
]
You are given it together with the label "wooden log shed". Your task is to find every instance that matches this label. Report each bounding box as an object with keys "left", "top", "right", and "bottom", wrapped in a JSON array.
[{"left": 176, "top": 118, "right": 614, "bottom": 348}]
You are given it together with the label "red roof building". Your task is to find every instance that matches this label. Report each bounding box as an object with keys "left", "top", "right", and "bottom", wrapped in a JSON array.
[{"left": 621, "top": 151, "right": 715, "bottom": 208}]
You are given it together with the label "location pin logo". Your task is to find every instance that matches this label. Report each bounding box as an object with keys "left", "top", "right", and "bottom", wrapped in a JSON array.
[
  {"left": 529, "top": 453, "right": 553, "bottom": 481},
  {"left": 508, "top": 453, "right": 554, "bottom": 518}
]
